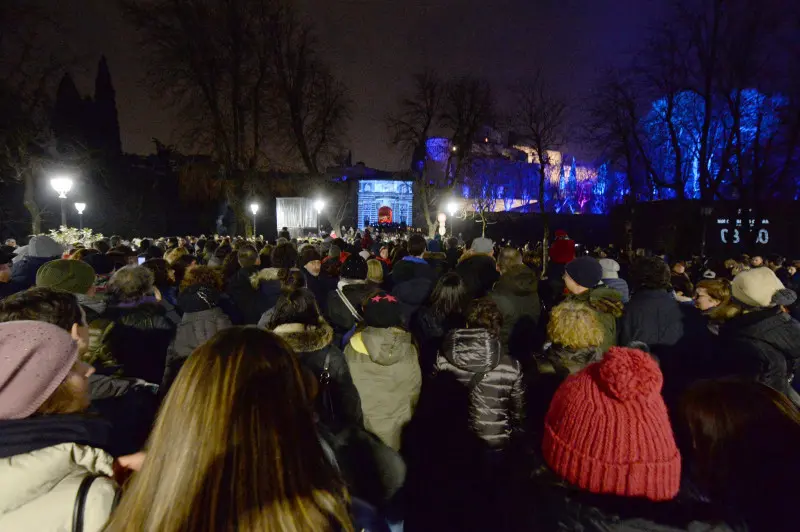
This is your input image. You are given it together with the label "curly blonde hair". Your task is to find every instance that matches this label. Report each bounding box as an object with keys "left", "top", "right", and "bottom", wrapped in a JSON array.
[
  {"left": 180, "top": 265, "right": 223, "bottom": 293},
  {"left": 165, "top": 247, "right": 188, "bottom": 265},
  {"left": 547, "top": 299, "right": 604, "bottom": 349}
]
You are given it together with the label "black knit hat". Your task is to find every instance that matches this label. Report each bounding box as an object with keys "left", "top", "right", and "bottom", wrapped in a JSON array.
[
  {"left": 298, "top": 247, "right": 321, "bottom": 269},
  {"left": 565, "top": 257, "right": 603, "bottom": 289},
  {"left": 341, "top": 255, "right": 368, "bottom": 280},
  {"left": 363, "top": 291, "right": 404, "bottom": 328}
]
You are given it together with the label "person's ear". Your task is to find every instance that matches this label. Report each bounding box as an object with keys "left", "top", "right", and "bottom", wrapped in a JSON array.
[{"left": 70, "top": 322, "right": 81, "bottom": 342}]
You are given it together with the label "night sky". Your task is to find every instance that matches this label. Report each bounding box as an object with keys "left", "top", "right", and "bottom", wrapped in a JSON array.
[{"left": 49, "top": 0, "right": 667, "bottom": 169}]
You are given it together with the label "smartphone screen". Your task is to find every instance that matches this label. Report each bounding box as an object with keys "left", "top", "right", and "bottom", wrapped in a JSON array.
[{"left": 137, "top": 256, "right": 146, "bottom": 265}]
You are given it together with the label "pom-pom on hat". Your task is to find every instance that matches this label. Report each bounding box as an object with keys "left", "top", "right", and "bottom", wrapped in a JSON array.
[
  {"left": 598, "top": 258, "right": 621, "bottom": 279},
  {"left": 542, "top": 347, "right": 681, "bottom": 502}
]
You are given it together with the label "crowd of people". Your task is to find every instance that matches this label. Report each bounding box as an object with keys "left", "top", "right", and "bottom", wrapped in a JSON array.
[{"left": 0, "top": 228, "right": 799, "bottom": 531}]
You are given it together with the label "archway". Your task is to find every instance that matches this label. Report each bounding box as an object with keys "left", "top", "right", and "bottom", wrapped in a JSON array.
[{"left": 378, "top": 206, "right": 393, "bottom": 223}]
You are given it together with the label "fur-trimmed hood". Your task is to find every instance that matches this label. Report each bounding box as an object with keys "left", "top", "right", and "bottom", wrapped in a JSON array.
[
  {"left": 272, "top": 320, "right": 334, "bottom": 353},
  {"left": 250, "top": 267, "right": 284, "bottom": 289}
]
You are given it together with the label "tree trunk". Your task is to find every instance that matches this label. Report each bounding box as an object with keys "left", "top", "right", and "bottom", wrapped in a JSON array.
[
  {"left": 419, "top": 186, "right": 437, "bottom": 237},
  {"left": 24, "top": 170, "right": 41, "bottom": 235}
]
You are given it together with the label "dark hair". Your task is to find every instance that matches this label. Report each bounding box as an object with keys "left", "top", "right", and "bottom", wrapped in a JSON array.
[
  {"left": 0, "top": 287, "right": 84, "bottom": 331},
  {"left": 92, "top": 240, "right": 110, "bottom": 254},
  {"left": 466, "top": 297, "right": 503, "bottom": 337},
  {"left": 767, "top": 254, "right": 784, "bottom": 267},
  {"left": 259, "top": 244, "right": 273, "bottom": 268},
  {"left": 181, "top": 265, "right": 223, "bottom": 293},
  {"left": 677, "top": 379, "right": 800, "bottom": 530},
  {"left": 166, "top": 236, "right": 179, "bottom": 249},
  {"left": 446, "top": 237, "right": 459, "bottom": 251},
  {"left": 221, "top": 250, "right": 240, "bottom": 281},
  {"left": 631, "top": 257, "right": 672, "bottom": 291},
  {"left": 408, "top": 234, "right": 427, "bottom": 257},
  {"left": 142, "top": 258, "right": 174, "bottom": 288},
  {"left": 215, "top": 244, "right": 232, "bottom": 260},
  {"left": 271, "top": 242, "right": 298, "bottom": 269},
  {"left": 321, "top": 258, "right": 341, "bottom": 278},
  {"left": 111, "top": 245, "right": 135, "bottom": 258},
  {"left": 238, "top": 245, "right": 258, "bottom": 268},
  {"left": 268, "top": 289, "right": 321, "bottom": 329},
  {"left": 430, "top": 272, "right": 469, "bottom": 320},
  {"left": 282, "top": 269, "right": 306, "bottom": 291},
  {"left": 173, "top": 254, "right": 198, "bottom": 287},
  {"left": 140, "top": 239, "right": 151, "bottom": 251},
  {"left": 203, "top": 240, "right": 219, "bottom": 257},
  {"left": 110, "top": 235, "right": 122, "bottom": 248},
  {"left": 392, "top": 246, "right": 409, "bottom": 264}
]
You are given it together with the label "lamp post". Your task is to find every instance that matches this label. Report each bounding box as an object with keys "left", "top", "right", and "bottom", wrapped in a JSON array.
[
  {"left": 446, "top": 200, "right": 458, "bottom": 236},
  {"left": 74, "top": 203, "right": 86, "bottom": 230},
  {"left": 250, "top": 203, "right": 259, "bottom": 237},
  {"left": 50, "top": 176, "right": 74, "bottom": 228},
  {"left": 314, "top": 199, "right": 325, "bottom": 236}
]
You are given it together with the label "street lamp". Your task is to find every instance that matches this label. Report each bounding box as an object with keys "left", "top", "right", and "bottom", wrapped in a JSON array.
[
  {"left": 74, "top": 203, "right": 86, "bottom": 230},
  {"left": 314, "top": 199, "right": 325, "bottom": 236},
  {"left": 50, "top": 176, "right": 74, "bottom": 227},
  {"left": 446, "top": 200, "right": 458, "bottom": 217},
  {"left": 250, "top": 203, "right": 259, "bottom": 237}
]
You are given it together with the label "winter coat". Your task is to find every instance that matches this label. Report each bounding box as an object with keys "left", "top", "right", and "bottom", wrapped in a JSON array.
[
  {"left": 326, "top": 281, "right": 375, "bottom": 335},
  {"left": 411, "top": 307, "right": 466, "bottom": 375},
  {"left": 445, "top": 248, "right": 462, "bottom": 271},
  {"left": 618, "top": 289, "right": 685, "bottom": 354},
  {"left": 392, "top": 277, "right": 434, "bottom": 326},
  {"left": 567, "top": 286, "right": 624, "bottom": 353},
  {"left": 603, "top": 277, "right": 630, "bottom": 304},
  {"left": 456, "top": 254, "right": 500, "bottom": 299},
  {"left": 390, "top": 256, "right": 438, "bottom": 286},
  {"left": 716, "top": 307, "right": 800, "bottom": 397},
  {"left": 162, "top": 285, "right": 233, "bottom": 395},
  {"left": 272, "top": 320, "right": 364, "bottom": 430},
  {"left": 10, "top": 255, "right": 57, "bottom": 292},
  {"left": 433, "top": 328, "right": 525, "bottom": 449},
  {"left": 520, "top": 468, "right": 735, "bottom": 532},
  {"left": 304, "top": 270, "right": 338, "bottom": 313},
  {"left": 671, "top": 272, "right": 694, "bottom": 298},
  {"left": 344, "top": 327, "right": 422, "bottom": 450},
  {"left": 0, "top": 415, "right": 118, "bottom": 532},
  {"left": 251, "top": 267, "right": 287, "bottom": 313},
  {"left": 489, "top": 265, "right": 541, "bottom": 361},
  {"left": 549, "top": 238, "right": 576, "bottom": 264},
  {"left": 76, "top": 293, "right": 107, "bottom": 323},
  {"left": 226, "top": 265, "right": 264, "bottom": 324},
  {"left": 102, "top": 301, "right": 176, "bottom": 384}
]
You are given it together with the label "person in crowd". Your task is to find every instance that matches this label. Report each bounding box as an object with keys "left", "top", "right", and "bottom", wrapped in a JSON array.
[
  {"left": 0, "top": 321, "right": 119, "bottom": 531},
  {"left": 444, "top": 237, "right": 461, "bottom": 271},
  {"left": 456, "top": 237, "right": 500, "bottom": 300},
  {"left": 432, "top": 297, "right": 524, "bottom": 448},
  {"left": 619, "top": 256, "right": 686, "bottom": 355},
  {"left": 102, "top": 266, "right": 176, "bottom": 384},
  {"left": 9, "top": 235, "right": 63, "bottom": 294},
  {"left": 423, "top": 239, "right": 449, "bottom": 278},
  {"left": 82, "top": 253, "right": 115, "bottom": 295},
  {"left": 563, "top": 256, "right": 623, "bottom": 353},
  {"left": 279, "top": 226, "right": 291, "bottom": 240},
  {"left": 224, "top": 245, "right": 260, "bottom": 324},
  {"left": 714, "top": 267, "right": 800, "bottom": 401},
  {"left": 366, "top": 259, "right": 384, "bottom": 289},
  {"left": 104, "top": 327, "right": 363, "bottom": 532},
  {"left": 299, "top": 246, "right": 337, "bottom": 313},
  {"left": 522, "top": 347, "right": 726, "bottom": 531},
  {"left": 162, "top": 266, "right": 233, "bottom": 396},
  {"left": 3, "top": 237, "right": 16, "bottom": 248},
  {"left": 390, "top": 235, "right": 436, "bottom": 322},
  {"left": 344, "top": 292, "right": 421, "bottom": 450},
  {"left": 376, "top": 245, "right": 392, "bottom": 269},
  {"left": 267, "top": 288, "right": 363, "bottom": 431},
  {"left": 170, "top": 253, "right": 197, "bottom": 289},
  {"left": 599, "top": 257, "right": 629, "bottom": 303},
  {"left": 70, "top": 247, "right": 98, "bottom": 262},
  {"left": 677, "top": 379, "right": 800, "bottom": 531},
  {"left": 200, "top": 240, "right": 218, "bottom": 265},
  {"left": 220, "top": 249, "right": 240, "bottom": 281},
  {"left": 142, "top": 258, "right": 178, "bottom": 306},
  {"left": 35, "top": 258, "right": 106, "bottom": 321},
  {"left": 249, "top": 241, "right": 299, "bottom": 318},
  {"left": 92, "top": 239, "right": 110, "bottom": 255},
  {"left": 412, "top": 272, "right": 469, "bottom": 374},
  {"left": 767, "top": 253, "right": 792, "bottom": 287},
  {"left": 750, "top": 255, "right": 764, "bottom": 268},
  {"left": 671, "top": 260, "right": 694, "bottom": 300},
  {"left": 489, "top": 250, "right": 541, "bottom": 361},
  {"left": 694, "top": 278, "right": 731, "bottom": 335},
  {"left": 327, "top": 255, "right": 373, "bottom": 338},
  {"left": 0, "top": 247, "right": 19, "bottom": 299}
]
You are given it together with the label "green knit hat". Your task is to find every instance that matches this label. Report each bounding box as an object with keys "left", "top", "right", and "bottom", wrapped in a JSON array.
[{"left": 36, "top": 259, "right": 96, "bottom": 294}]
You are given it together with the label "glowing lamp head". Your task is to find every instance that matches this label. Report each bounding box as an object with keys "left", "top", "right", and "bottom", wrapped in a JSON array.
[
  {"left": 314, "top": 199, "right": 325, "bottom": 213},
  {"left": 446, "top": 201, "right": 458, "bottom": 216},
  {"left": 74, "top": 202, "right": 86, "bottom": 214},
  {"left": 451, "top": 145, "right": 458, "bottom": 153},
  {"left": 250, "top": 203, "right": 259, "bottom": 215},
  {"left": 50, "top": 176, "right": 74, "bottom": 198}
]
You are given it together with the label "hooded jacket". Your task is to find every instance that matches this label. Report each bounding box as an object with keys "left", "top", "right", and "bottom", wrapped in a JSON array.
[
  {"left": 717, "top": 307, "right": 800, "bottom": 396},
  {"left": 568, "top": 286, "right": 624, "bottom": 353},
  {"left": 344, "top": 327, "right": 421, "bottom": 450},
  {"left": 0, "top": 415, "right": 118, "bottom": 532},
  {"left": 272, "top": 320, "right": 363, "bottom": 430},
  {"left": 326, "top": 281, "right": 375, "bottom": 335},
  {"left": 489, "top": 265, "right": 541, "bottom": 360},
  {"left": 10, "top": 255, "right": 57, "bottom": 293},
  {"left": 162, "top": 285, "right": 233, "bottom": 394},
  {"left": 434, "top": 328, "right": 525, "bottom": 449}
]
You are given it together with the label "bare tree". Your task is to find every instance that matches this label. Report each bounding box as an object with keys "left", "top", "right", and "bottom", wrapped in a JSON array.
[
  {"left": 510, "top": 71, "right": 566, "bottom": 271},
  {"left": 385, "top": 70, "right": 445, "bottom": 236}
]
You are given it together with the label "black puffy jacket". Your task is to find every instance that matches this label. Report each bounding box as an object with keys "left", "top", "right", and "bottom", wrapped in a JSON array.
[
  {"left": 716, "top": 307, "right": 800, "bottom": 397},
  {"left": 489, "top": 265, "right": 541, "bottom": 361},
  {"left": 432, "top": 328, "right": 525, "bottom": 449},
  {"left": 162, "top": 286, "right": 233, "bottom": 395}
]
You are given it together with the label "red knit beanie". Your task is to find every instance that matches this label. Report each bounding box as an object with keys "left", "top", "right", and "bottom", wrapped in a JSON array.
[{"left": 542, "top": 347, "right": 681, "bottom": 501}]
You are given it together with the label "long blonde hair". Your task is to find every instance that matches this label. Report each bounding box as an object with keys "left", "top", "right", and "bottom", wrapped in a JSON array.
[{"left": 105, "top": 327, "right": 352, "bottom": 532}]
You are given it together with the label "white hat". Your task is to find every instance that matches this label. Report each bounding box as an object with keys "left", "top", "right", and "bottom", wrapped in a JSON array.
[
  {"left": 598, "top": 258, "right": 620, "bottom": 279},
  {"left": 732, "top": 267, "right": 784, "bottom": 308}
]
